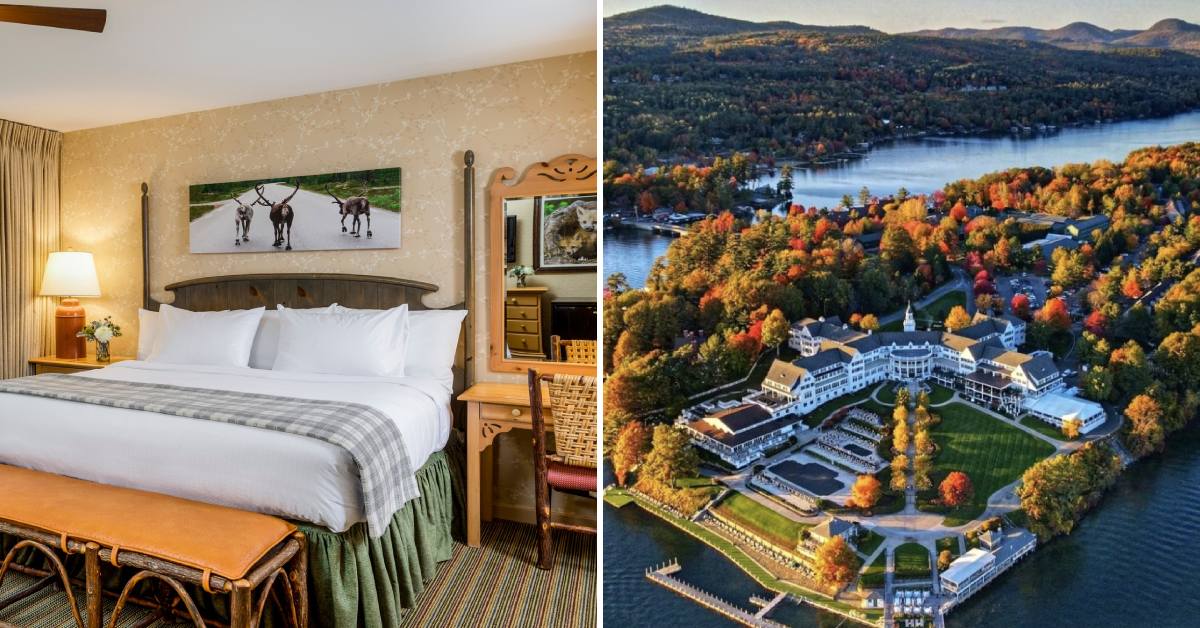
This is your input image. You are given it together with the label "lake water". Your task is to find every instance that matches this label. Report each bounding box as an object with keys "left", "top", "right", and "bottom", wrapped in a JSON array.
[
  {"left": 604, "top": 424, "right": 1200, "bottom": 628},
  {"left": 603, "top": 111, "right": 1200, "bottom": 626},
  {"left": 605, "top": 111, "right": 1200, "bottom": 288}
]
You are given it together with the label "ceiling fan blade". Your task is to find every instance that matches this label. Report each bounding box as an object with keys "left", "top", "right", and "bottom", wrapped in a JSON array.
[{"left": 0, "top": 4, "right": 106, "bottom": 32}]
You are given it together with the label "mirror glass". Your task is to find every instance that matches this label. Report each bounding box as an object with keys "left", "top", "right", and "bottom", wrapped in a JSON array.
[{"left": 501, "top": 194, "right": 597, "bottom": 365}]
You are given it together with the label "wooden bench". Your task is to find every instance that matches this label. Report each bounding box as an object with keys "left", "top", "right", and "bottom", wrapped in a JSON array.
[{"left": 0, "top": 464, "right": 307, "bottom": 628}]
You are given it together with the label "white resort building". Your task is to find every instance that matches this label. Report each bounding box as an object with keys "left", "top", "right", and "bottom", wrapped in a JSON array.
[
  {"left": 940, "top": 528, "right": 1037, "bottom": 605},
  {"left": 683, "top": 304, "right": 1105, "bottom": 468}
]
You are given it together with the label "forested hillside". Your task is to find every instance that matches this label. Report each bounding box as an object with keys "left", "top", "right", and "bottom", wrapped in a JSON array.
[{"left": 605, "top": 6, "right": 1200, "bottom": 168}]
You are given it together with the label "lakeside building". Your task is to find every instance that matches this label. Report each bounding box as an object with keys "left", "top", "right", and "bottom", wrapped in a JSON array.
[
  {"left": 940, "top": 528, "right": 1037, "bottom": 605},
  {"left": 683, "top": 304, "right": 1103, "bottom": 468}
]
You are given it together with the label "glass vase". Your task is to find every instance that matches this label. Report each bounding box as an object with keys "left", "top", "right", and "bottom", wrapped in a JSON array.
[{"left": 95, "top": 341, "right": 110, "bottom": 363}]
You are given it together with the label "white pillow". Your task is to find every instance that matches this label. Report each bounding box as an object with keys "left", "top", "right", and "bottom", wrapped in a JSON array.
[
  {"left": 333, "top": 306, "right": 465, "bottom": 385},
  {"left": 272, "top": 305, "right": 409, "bottom": 377},
  {"left": 147, "top": 304, "right": 265, "bottom": 367},
  {"left": 137, "top": 308, "right": 159, "bottom": 360},
  {"left": 249, "top": 305, "right": 338, "bottom": 369},
  {"left": 141, "top": 305, "right": 336, "bottom": 368}
]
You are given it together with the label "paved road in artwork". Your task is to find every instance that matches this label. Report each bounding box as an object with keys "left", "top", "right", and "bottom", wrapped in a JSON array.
[{"left": 189, "top": 182, "right": 400, "bottom": 253}]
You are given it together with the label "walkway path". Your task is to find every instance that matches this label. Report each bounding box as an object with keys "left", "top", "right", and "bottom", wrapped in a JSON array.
[{"left": 876, "top": 268, "right": 969, "bottom": 327}]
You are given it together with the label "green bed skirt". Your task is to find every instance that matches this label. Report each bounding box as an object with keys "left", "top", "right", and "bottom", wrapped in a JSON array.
[{"left": 297, "top": 448, "right": 456, "bottom": 628}]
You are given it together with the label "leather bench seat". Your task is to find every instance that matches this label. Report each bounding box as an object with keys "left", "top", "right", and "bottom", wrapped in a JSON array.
[{"left": 0, "top": 464, "right": 295, "bottom": 582}]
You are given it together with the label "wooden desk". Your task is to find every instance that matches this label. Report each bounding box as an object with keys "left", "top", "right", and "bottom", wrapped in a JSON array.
[{"left": 458, "top": 382, "right": 553, "bottom": 547}]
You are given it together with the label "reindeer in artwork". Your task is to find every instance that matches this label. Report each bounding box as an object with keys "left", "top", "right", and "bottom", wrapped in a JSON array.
[
  {"left": 325, "top": 184, "right": 372, "bottom": 238},
  {"left": 253, "top": 181, "right": 299, "bottom": 251},
  {"left": 231, "top": 194, "right": 254, "bottom": 246}
]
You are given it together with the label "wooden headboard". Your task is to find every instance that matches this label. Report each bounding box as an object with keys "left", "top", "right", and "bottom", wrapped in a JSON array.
[
  {"left": 138, "top": 151, "right": 477, "bottom": 398},
  {"left": 154, "top": 273, "right": 469, "bottom": 394}
]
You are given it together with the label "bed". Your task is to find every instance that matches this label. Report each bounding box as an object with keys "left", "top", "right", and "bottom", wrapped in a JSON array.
[{"left": 0, "top": 154, "right": 478, "bottom": 627}]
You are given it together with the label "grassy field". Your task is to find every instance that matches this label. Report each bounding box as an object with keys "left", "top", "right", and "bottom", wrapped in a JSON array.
[
  {"left": 894, "top": 543, "right": 932, "bottom": 579},
  {"left": 1018, "top": 415, "right": 1074, "bottom": 441},
  {"left": 189, "top": 204, "right": 218, "bottom": 221},
  {"left": 857, "top": 530, "right": 886, "bottom": 557},
  {"left": 927, "top": 383, "right": 955, "bottom": 405},
  {"left": 859, "top": 551, "right": 888, "bottom": 589},
  {"left": 936, "top": 535, "right": 961, "bottom": 558},
  {"left": 712, "top": 492, "right": 809, "bottom": 549},
  {"left": 921, "top": 403, "right": 1056, "bottom": 526},
  {"left": 877, "top": 383, "right": 899, "bottom": 405},
  {"left": 604, "top": 488, "right": 635, "bottom": 508}
]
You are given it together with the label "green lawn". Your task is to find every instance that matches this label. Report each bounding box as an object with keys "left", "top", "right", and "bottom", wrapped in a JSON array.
[
  {"left": 1018, "top": 415, "right": 1075, "bottom": 441},
  {"left": 604, "top": 488, "right": 635, "bottom": 508},
  {"left": 927, "top": 383, "right": 955, "bottom": 405},
  {"left": 857, "top": 530, "right": 885, "bottom": 557},
  {"left": 189, "top": 204, "right": 218, "bottom": 222},
  {"left": 921, "top": 403, "right": 1056, "bottom": 526},
  {"left": 859, "top": 551, "right": 888, "bottom": 589},
  {"left": 712, "top": 492, "right": 809, "bottom": 550},
  {"left": 877, "top": 383, "right": 898, "bottom": 405},
  {"left": 935, "top": 535, "right": 961, "bottom": 558},
  {"left": 894, "top": 543, "right": 932, "bottom": 579}
]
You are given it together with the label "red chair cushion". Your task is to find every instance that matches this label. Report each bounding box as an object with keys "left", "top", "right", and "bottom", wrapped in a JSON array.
[{"left": 547, "top": 461, "right": 597, "bottom": 493}]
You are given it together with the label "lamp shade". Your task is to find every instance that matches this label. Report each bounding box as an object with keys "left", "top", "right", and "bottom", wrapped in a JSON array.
[{"left": 40, "top": 252, "right": 101, "bottom": 297}]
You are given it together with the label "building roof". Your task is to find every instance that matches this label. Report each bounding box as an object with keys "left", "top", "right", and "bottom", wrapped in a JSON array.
[
  {"left": 810, "top": 516, "right": 855, "bottom": 540},
  {"left": 795, "top": 349, "right": 851, "bottom": 372},
  {"left": 1021, "top": 392, "right": 1105, "bottom": 432},
  {"left": 979, "top": 529, "right": 1002, "bottom": 548},
  {"left": 706, "top": 404, "right": 772, "bottom": 433},
  {"left": 965, "top": 370, "right": 1012, "bottom": 389},
  {"left": 687, "top": 414, "right": 796, "bottom": 448},
  {"left": 940, "top": 548, "right": 996, "bottom": 586},
  {"left": 1016, "top": 355, "right": 1058, "bottom": 384},
  {"left": 765, "top": 360, "right": 808, "bottom": 390}
]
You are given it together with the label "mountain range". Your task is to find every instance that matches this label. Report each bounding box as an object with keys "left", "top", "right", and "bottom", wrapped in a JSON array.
[
  {"left": 910, "top": 18, "right": 1200, "bottom": 52},
  {"left": 607, "top": 6, "right": 1200, "bottom": 53}
]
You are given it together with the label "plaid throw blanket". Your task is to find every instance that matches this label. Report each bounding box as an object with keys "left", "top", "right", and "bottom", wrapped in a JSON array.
[{"left": 0, "top": 373, "right": 417, "bottom": 537}]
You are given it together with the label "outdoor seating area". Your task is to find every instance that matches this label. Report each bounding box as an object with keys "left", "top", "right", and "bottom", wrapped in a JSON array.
[
  {"left": 812, "top": 430, "right": 884, "bottom": 473},
  {"left": 894, "top": 589, "right": 934, "bottom": 618}
]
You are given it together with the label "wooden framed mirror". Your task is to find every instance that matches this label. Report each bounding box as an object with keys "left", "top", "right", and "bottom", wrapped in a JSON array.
[{"left": 487, "top": 155, "right": 597, "bottom": 376}]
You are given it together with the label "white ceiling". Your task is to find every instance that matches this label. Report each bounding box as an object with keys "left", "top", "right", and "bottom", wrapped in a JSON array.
[{"left": 0, "top": 0, "right": 597, "bottom": 131}]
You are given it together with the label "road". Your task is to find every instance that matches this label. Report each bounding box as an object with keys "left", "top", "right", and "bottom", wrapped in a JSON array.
[
  {"left": 877, "top": 267, "right": 969, "bottom": 327},
  {"left": 189, "top": 182, "right": 401, "bottom": 253}
]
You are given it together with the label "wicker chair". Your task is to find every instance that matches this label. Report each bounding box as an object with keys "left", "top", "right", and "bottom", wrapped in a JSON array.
[
  {"left": 550, "top": 335, "right": 598, "bottom": 365},
  {"left": 528, "top": 369, "right": 598, "bottom": 570}
]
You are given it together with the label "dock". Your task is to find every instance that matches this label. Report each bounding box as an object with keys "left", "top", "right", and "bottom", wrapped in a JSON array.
[
  {"left": 645, "top": 559, "right": 787, "bottom": 628},
  {"left": 622, "top": 219, "right": 691, "bottom": 236}
]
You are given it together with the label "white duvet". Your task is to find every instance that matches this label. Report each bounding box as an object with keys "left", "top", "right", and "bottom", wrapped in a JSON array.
[{"left": 0, "top": 361, "right": 451, "bottom": 532}]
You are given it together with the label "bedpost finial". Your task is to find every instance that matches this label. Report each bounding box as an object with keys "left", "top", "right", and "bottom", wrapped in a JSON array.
[
  {"left": 464, "top": 150, "right": 474, "bottom": 167},
  {"left": 141, "top": 182, "right": 148, "bottom": 194}
]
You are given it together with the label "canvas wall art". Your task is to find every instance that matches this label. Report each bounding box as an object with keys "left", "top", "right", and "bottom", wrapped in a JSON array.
[
  {"left": 534, "top": 193, "right": 597, "bottom": 271},
  {"left": 188, "top": 168, "right": 401, "bottom": 253}
]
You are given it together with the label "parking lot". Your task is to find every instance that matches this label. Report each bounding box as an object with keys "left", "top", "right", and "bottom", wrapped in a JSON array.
[{"left": 995, "top": 273, "right": 1047, "bottom": 313}]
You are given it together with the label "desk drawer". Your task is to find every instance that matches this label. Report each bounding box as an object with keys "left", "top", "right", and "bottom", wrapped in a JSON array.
[
  {"left": 505, "top": 294, "right": 541, "bottom": 307},
  {"left": 506, "top": 319, "right": 540, "bottom": 335},
  {"left": 506, "top": 305, "right": 540, "bottom": 321},
  {"left": 34, "top": 365, "right": 83, "bottom": 375},
  {"left": 506, "top": 332, "right": 542, "bottom": 353},
  {"left": 480, "top": 403, "right": 532, "bottom": 423}
]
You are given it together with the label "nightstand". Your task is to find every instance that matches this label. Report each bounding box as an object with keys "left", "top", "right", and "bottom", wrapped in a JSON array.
[{"left": 29, "top": 355, "right": 132, "bottom": 375}]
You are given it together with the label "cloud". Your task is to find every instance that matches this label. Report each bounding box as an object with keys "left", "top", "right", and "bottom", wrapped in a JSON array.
[{"left": 981, "top": 19, "right": 1006, "bottom": 25}]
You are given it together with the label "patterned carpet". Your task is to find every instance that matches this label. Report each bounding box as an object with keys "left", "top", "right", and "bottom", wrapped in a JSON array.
[
  {"left": 0, "top": 521, "right": 596, "bottom": 627},
  {"left": 400, "top": 520, "right": 597, "bottom": 628}
]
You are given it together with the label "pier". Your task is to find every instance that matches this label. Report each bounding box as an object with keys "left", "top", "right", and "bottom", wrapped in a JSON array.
[{"left": 645, "top": 559, "right": 787, "bottom": 628}]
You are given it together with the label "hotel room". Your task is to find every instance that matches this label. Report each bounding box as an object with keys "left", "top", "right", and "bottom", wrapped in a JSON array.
[{"left": 0, "top": 2, "right": 598, "bottom": 627}]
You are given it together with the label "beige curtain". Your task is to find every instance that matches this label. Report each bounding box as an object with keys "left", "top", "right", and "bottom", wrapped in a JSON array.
[{"left": 0, "top": 119, "right": 61, "bottom": 378}]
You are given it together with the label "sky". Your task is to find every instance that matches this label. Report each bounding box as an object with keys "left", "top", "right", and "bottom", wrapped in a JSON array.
[{"left": 603, "top": 0, "right": 1200, "bottom": 32}]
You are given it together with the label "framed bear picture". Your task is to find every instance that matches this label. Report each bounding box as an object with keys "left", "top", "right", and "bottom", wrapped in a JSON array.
[{"left": 533, "top": 193, "right": 597, "bottom": 272}]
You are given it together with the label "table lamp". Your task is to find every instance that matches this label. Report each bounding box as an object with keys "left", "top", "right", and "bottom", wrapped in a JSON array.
[{"left": 40, "top": 251, "right": 101, "bottom": 359}]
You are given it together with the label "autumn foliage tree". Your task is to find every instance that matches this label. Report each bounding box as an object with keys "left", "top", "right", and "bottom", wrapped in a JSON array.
[
  {"left": 1124, "top": 394, "right": 1165, "bottom": 458},
  {"left": 848, "top": 474, "right": 882, "bottom": 511},
  {"left": 945, "top": 305, "right": 972, "bottom": 331},
  {"left": 814, "top": 536, "right": 860, "bottom": 589},
  {"left": 610, "top": 421, "right": 649, "bottom": 487},
  {"left": 939, "top": 471, "right": 974, "bottom": 508},
  {"left": 859, "top": 313, "right": 880, "bottom": 332},
  {"left": 1010, "top": 293, "right": 1031, "bottom": 320},
  {"left": 1036, "top": 298, "right": 1071, "bottom": 332},
  {"left": 761, "top": 308, "right": 790, "bottom": 352}
]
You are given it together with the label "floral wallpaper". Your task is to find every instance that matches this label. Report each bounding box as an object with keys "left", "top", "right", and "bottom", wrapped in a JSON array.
[{"left": 61, "top": 52, "right": 597, "bottom": 387}]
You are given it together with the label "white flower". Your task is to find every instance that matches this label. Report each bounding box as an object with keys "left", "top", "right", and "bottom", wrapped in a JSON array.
[{"left": 93, "top": 325, "right": 114, "bottom": 343}]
